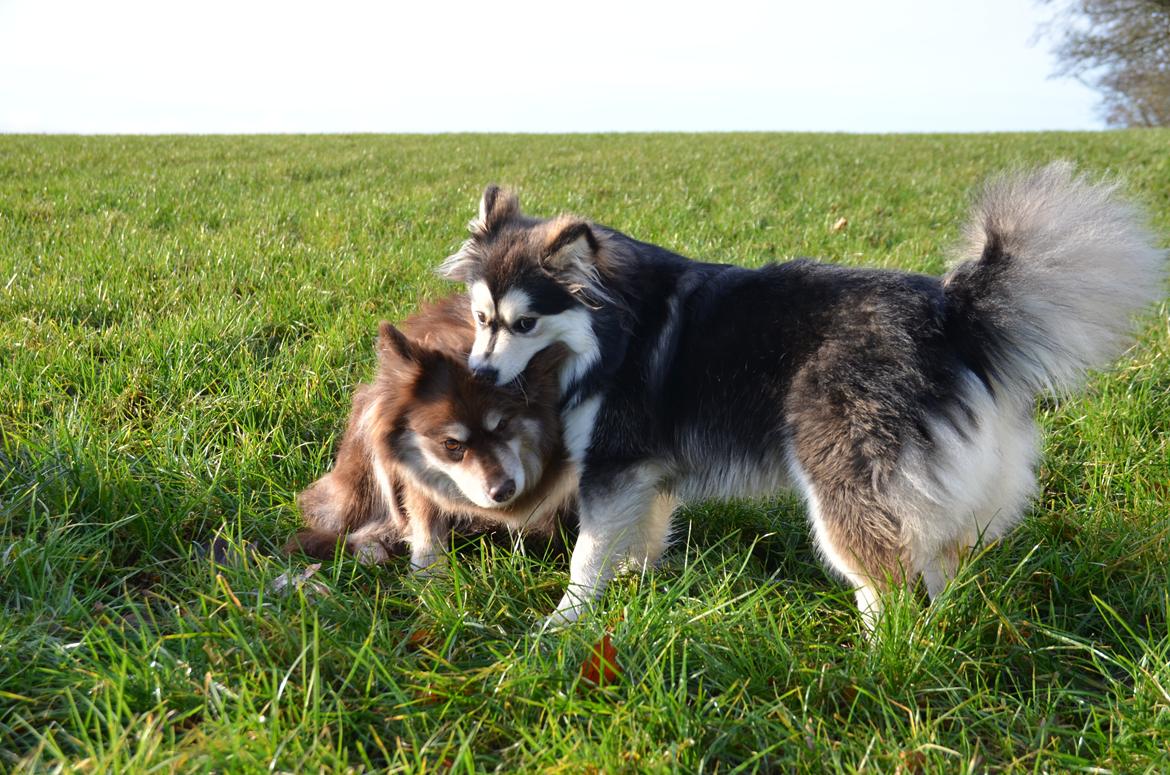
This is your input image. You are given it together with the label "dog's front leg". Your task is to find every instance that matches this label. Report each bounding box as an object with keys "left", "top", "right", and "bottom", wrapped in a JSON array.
[
  {"left": 409, "top": 520, "right": 447, "bottom": 575},
  {"left": 400, "top": 493, "right": 449, "bottom": 575},
  {"left": 546, "top": 465, "right": 663, "bottom": 625}
]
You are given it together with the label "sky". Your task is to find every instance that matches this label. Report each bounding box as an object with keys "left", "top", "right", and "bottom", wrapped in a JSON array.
[{"left": 0, "top": 0, "right": 1102, "bottom": 134}]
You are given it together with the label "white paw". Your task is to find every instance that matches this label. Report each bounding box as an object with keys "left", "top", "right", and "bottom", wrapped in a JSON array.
[
  {"left": 351, "top": 541, "right": 390, "bottom": 566},
  {"left": 538, "top": 591, "right": 591, "bottom": 630},
  {"left": 410, "top": 552, "right": 447, "bottom": 577}
]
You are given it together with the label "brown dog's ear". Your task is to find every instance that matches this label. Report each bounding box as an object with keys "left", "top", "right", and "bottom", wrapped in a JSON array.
[
  {"left": 377, "top": 322, "right": 417, "bottom": 364},
  {"left": 519, "top": 343, "right": 570, "bottom": 404},
  {"left": 471, "top": 184, "right": 520, "bottom": 237}
]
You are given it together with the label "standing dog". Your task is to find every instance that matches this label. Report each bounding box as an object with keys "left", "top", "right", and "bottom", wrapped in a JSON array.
[
  {"left": 289, "top": 295, "right": 576, "bottom": 571},
  {"left": 438, "top": 164, "right": 1165, "bottom": 627}
]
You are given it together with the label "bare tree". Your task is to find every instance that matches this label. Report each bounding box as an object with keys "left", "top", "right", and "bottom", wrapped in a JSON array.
[{"left": 1041, "top": 0, "right": 1170, "bottom": 126}]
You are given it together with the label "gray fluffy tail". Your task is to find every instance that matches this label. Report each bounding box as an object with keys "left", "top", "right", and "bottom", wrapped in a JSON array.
[{"left": 943, "top": 162, "right": 1166, "bottom": 398}]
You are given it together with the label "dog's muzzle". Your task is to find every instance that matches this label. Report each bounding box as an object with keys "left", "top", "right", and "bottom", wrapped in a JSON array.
[
  {"left": 471, "top": 365, "right": 499, "bottom": 384},
  {"left": 488, "top": 478, "right": 516, "bottom": 503}
]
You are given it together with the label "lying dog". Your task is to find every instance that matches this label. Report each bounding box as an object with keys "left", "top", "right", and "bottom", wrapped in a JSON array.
[
  {"left": 288, "top": 295, "right": 576, "bottom": 571},
  {"left": 438, "top": 164, "right": 1165, "bottom": 627}
]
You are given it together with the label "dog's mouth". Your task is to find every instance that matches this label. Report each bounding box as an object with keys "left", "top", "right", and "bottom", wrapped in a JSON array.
[{"left": 468, "top": 351, "right": 528, "bottom": 388}]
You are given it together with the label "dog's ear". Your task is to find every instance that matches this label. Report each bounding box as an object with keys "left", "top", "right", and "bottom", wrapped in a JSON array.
[
  {"left": 539, "top": 217, "right": 610, "bottom": 306},
  {"left": 520, "top": 343, "right": 570, "bottom": 404},
  {"left": 542, "top": 218, "right": 599, "bottom": 270},
  {"left": 437, "top": 240, "right": 480, "bottom": 282},
  {"left": 377, "top": 322, "right": 418, "bottom": 365},
  {"left": 437, "top": 185, "right": 520, "bottom": 282},
  {"left": 471, "top": 184, "right": 521, "bottom": 237}
]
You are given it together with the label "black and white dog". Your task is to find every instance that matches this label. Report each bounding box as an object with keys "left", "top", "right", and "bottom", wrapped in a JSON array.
[{"left": 438, "top": 164, "right": 1165, "bottom": 628}]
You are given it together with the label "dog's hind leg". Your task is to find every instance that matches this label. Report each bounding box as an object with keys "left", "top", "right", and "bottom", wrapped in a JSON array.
[
  {"left": 547, "top": 465, "right": 664, "bottom": 625},
  {"left": 921, "top": 544, "right": 965, "bottom": 600},
  {"left": 911, "top": 393, "right": 1040, "bottom": 601},
  {"left": 790, "top": 459, "right": 908, "bottom": 632},
  {"left": 817, "top": 503, "right": 907, "bottom": 633}
]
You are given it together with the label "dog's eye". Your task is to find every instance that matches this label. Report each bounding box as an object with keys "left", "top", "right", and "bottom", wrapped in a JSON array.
[
  {"left": 475, "top": 311, "right": 487, "bottom": 326},
  {"left": 514, "top": 317, "right": 536, "bottom": 334},
  {"left": 443, "top": 439, "right": 465, "bottom": 459},
  {"left": 494, "top": 416, "right": 509, "bottom": 433}
]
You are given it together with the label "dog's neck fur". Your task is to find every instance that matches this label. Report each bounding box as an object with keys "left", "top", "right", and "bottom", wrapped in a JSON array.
[
  {"left": 556, "top": 228, "right": 691, "bottom": 414},
  {"left": 556, "top": 303, "right": 629, "bottom": 415}
]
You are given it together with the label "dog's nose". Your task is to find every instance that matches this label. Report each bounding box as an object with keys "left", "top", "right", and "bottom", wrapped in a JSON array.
[
  {"left": 472, "top": 365, "right": 499, "bottom": 384},
  {"left": 489, "top": 479, "right": 516, "bottom": 503}
]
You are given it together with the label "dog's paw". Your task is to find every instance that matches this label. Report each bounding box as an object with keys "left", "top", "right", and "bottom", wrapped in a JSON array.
[
  {"left": 410, "top": 552, "right": 448, "bottom": 577},
  {"left": 351, "top": 541, "right": 391, "bottom": 566},
  {"left": 533, "top": 613, "right": 574, "bottom": 636},
  {"left": 538, "top": 592, "right": 590, "bottom": 631}
]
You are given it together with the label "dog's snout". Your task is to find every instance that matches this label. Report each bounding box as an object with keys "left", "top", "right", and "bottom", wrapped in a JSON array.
[
  {"left": 489, "top": 478, "right": 516, "bottom": 503},
  {"left": 472, "top": 365, "right": 499, "bottom": 384}
]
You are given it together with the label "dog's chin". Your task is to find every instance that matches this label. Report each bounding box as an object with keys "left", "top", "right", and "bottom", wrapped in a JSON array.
[
  {"left": 492, "top": 366, "right": 522, "bottom": 387},
  {"left": 481, "top": 354, "right": 529, "bottom": 387}
]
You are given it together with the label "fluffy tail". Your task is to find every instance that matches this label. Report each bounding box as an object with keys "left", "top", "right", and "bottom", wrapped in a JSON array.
[{"left": 943, "top": 162, "right": 1166, "bottom": 397}]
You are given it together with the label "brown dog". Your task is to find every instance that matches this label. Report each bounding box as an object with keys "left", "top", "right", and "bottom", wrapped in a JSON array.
[{"left": 288, "top": 295, "right": 575, "bottom": 570}]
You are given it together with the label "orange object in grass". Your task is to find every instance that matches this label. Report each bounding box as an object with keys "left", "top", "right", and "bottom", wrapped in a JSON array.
[{"left": 580, "top": 632, "right": 621, "bottom": 687}]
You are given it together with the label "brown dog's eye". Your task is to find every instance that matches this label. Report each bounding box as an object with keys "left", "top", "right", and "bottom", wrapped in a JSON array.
[
  {"left": 514, "top": 317, "right": 536, "bottom": 334},
  {"left": 475, "top": 311, "right": 487, "bottom": 325},
  {"left": 443, "top": 439, "right": 463, "bottom": 452}
]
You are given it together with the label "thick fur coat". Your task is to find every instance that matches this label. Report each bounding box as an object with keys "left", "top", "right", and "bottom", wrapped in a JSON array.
[
  {"left": 439, "top": 164, "right": 1166, "bottom": 627},
  {"left": 289, "top": 295, "right": 576, "bottom": 570}
]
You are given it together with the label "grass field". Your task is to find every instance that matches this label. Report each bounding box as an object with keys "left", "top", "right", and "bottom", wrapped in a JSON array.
[{"left": 1, "top": 133, "right": 1168, "bottom": 772}]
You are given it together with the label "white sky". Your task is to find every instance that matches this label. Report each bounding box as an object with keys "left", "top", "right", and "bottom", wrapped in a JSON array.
[{"left": 0, "top": 0, "right": 1101, "bottom": 133}]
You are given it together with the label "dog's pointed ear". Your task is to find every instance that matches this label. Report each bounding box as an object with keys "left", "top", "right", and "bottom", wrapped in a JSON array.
[
  {"left": 437, "top": 239, "right": 479, "bottom": 282},
  {"left": 437, "top": 185, "right": 520, "bottom": 282},
  {"left": 471, "top": 184, "right": 520, "bottom": 237},
  {"left": 540, "top": 218, "right": 611, "bottom": 307},
  {"left": 520, "top": 343, "right": 570, "bottom": 404},
  {"left": 377, "top": 322, "right": 418, "bottom": 365},
  {"left": 541, "top": 218, "right": 600, "bottom": 272}
]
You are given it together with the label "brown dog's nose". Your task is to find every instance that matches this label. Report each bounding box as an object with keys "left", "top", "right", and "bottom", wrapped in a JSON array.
[{"left": 489, "top": 479, "right": 516, "bottom": 503}]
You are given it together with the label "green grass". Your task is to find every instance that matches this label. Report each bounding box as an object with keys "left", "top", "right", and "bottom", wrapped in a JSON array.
[{"left": 1, "top": 132, "right": 1168, "bottom": 772}]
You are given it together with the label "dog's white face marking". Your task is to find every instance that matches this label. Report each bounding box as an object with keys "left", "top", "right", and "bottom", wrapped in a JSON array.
[
  {"left": 496, "top": 288, "right": 530, "bottom": 326},
  {"left": 467, "top": 281, "right": 599, "bottom": 387},
  {"left": 484, "top": 410, "right": 502, "bottom": 432},
  {"left": 515, "top": 417, "right": 545, "bottom": 481},
  {"left": 494, "top": 439, "right": 526, "bottom": 498},
  {"left": 470, "top": 281, "right": 494, "bottom": 322},
  {"left": 443, "top": 423, "right": 469, "bottom": 443},
  {"left": 409, "top": 429, "right": 528, "bottom": 510},
  {"left": 432, "top": 454, "right": 491, "bottom": 509}
]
